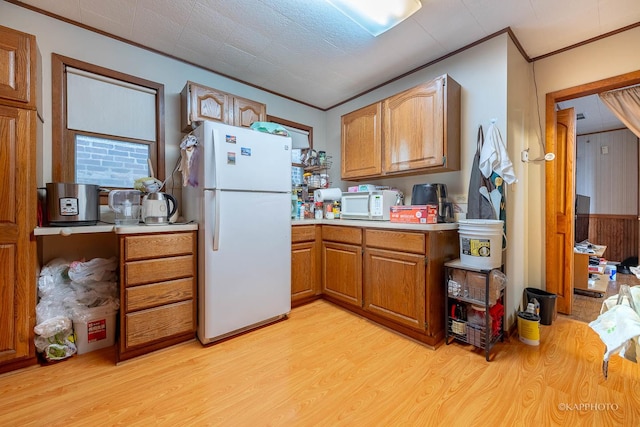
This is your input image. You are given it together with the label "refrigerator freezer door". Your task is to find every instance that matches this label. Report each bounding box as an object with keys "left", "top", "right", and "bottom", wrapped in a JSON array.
[
  {"left": 200, "top": 121, "right": 291, "bottom": 193},
  {"left": 199, "top": 189, "right": 291, "bottom": 342}
]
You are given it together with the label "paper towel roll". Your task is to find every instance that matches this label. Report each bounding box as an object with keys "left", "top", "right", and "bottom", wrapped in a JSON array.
[{"left": 314, "top": 187, "right": 342, "bottom": 202}]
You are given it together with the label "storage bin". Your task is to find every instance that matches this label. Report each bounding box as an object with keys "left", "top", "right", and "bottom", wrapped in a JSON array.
[{"left": 73, "top": 306, "right": 118, "bottom": 354}]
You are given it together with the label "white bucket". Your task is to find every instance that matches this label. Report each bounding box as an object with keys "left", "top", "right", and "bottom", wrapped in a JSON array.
[{"left": 457, "top": 219, "right": 504, "bottom": 269}]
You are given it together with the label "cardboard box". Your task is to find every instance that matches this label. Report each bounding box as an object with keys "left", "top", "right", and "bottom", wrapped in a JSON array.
[
  {"left": 73, "top": 306, "right": 117, "bottom": 354},
  {"left": 390, "top": 205, "right": 437, "bottom": 223}
]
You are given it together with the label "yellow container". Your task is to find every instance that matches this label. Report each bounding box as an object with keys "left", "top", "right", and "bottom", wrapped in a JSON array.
[{"left": 518, "top": 311, "right": 540, "bottom": 346}]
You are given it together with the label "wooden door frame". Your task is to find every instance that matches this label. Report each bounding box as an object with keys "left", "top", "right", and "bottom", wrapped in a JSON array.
[{"left": 545, "top": 69, "right": 640, "bottom": 313}]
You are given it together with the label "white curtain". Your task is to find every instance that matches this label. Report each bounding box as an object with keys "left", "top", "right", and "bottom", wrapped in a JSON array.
[{"left": 599, "top": 86, "right": 640, "bottom": 139}]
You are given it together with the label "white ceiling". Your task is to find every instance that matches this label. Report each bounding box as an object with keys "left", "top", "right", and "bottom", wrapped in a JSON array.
[
  {"left": 12, "top": 0, "right": 640, "bottom": 132},
  {"left": 559, "top": 94, "right": 628, "bottom": 135}
]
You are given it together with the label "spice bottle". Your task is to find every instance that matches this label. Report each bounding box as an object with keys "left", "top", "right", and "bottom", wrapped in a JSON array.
[{"left": 332, "top": 201, "right": 340, "bottom": 219}]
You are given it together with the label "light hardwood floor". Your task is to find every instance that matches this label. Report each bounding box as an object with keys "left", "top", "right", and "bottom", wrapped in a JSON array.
[{"left": 1, "top": 300, "right": 639, "bottom": 426}]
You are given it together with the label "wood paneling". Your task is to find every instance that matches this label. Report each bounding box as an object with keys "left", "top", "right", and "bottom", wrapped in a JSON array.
[
  {"left": 588, "top": 214, "right": 638, "bottom": 262},
  {"left": 576, "top": 130, "right": 638, "bottom": 215},
  {"left": 2, "top": 301, "right": 639, "bottom": 425}
]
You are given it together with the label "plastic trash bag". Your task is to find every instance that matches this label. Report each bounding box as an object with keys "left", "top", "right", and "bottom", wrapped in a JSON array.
[
  {"left": 69, "top": 281, "right": 119, "bottom": 308},
  {"left": 68, "top": 257, "right": 117, "bottom": 284},
  {"left": 33, "top": 316, "right": 77, "bottom": 361},
  {"left": 37, "top": 258, "right": 71, "bottom": 299},
  {"left": 36, "top": 257, "right": 120, "bottom": 325}
]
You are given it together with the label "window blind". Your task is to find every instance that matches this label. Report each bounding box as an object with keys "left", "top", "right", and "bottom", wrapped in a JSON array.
[
  {"left": 281, "top": 125, "right": 310, "bottom": 149},
  {"left": 66, "top": 67, "right": 156, "bottom": 141}
]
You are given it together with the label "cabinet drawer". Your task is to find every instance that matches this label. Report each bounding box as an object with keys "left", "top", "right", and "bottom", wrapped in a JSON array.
[
  {"left": 125, "top": 255, "right": 194, "bottom": 286},
  {"left": 292, "top": 225, "right": 316, "bottom": 243},
  {"left": 124, "top": 232, "right": 194, "bottom": 261},
  {"left": 125, "top": 278, "right": 194, "bottom": 312},
  {"left": 322, "top": 225, "right": 362, "bottom": 245},
  {"left": 125, "top": 300, "right": 194, "bottom": 348},
  {"left": 365, "top": 229, "right": 425, "bottom": 254}
]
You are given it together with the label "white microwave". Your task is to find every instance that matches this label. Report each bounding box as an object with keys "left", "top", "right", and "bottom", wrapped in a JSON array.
[{"left": 341, "top": 190, "right": 399, "bottom": 220}]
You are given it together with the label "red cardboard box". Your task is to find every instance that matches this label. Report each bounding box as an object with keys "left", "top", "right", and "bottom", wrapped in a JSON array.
[{"left": 390, "top": 205, "right": 437, "bottom": 223}]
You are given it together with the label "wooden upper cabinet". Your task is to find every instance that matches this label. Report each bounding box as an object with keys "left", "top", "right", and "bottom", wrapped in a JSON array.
[
  {"left": 341, "top": 74, "right": 460, "bottom": 180},
  {"left": 181, "top": 81, "right": 266, "bottom": 131},
  {"left": 384, "top": 77, "right": 444, "bottom": 173},
  {"left": 341, "top": 102, "right": 383, "bottom": 180},
  {"left": 233, "top": 96, "right": 266, "bottom": 128},
  {"left": 0, "top": 25, "right": 39, "bottom": 110}
]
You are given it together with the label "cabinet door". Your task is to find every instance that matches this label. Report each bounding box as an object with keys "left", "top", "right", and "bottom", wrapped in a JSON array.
[
  {"left": 322, "top": 241, "right": 362, "bottom": 306},
  {"left": 341, "top": 102, "right": 382, "bottom": 180},
  {"left": 291, "top": 241, "right": 319, "bottom": 303},
  {"left": 0, "top": 26, "right": 35, "bottom": 108},
  {"left": 233, "top": 96, "right": 266, "bottom": 128},
  {"left": 0, "top": 106, "right": 36, "bottom": 368},
  {"left": 188, "top": 82, "right": 230, "bottom": 126},
  {"left": 383, "top": 78, "right": 445, "bottom": 174},
  {"left": 364, "top": 248, "right": 426, "bottom": 330}
]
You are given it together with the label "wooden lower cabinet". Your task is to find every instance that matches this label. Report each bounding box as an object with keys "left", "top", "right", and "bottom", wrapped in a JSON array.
[
  {"left": 322, "top": 241, "right": 363, "bottom": 306},
  {"left": 118, "top": 231, "right": 197, "bottom": 361},
  {"left": 321, "top": 226, "right": 363, "bottom": 307},
  {"left": 314, "top": 224, "right": 458, "bottom": 347},
  {"left": 291, "top": 225, "right": 321, "bottom": 306},
  {"left": 363, "top": 248, "right": 426, "bottom": 330}
]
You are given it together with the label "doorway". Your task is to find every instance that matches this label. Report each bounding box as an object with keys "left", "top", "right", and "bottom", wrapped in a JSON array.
[{"left": 545, "top": 69, "right": 640, "bottom": 315}]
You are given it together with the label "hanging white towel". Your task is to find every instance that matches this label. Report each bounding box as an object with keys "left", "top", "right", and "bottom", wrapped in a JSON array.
[{"left": 479, "top": 122, "right": 517, "bottom": 184}]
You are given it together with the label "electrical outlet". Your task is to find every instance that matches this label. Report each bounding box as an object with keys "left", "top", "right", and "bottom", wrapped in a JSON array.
[{"left": 521, "top": 150, "right": 529, "bottom": 162}]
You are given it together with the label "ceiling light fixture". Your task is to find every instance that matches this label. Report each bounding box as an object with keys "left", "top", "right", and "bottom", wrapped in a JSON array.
[{"left": 327, "top": 0, "right": 422, "bottom": 37}]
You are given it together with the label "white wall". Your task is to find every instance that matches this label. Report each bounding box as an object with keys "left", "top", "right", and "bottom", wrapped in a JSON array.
[
  {"left": 0, "top": 2, "right": 327, "bottom": 195},
  {"left": 576, "top": 129, "right": 638, "bottom": 215},
  {"left": 506, "top": 38, "right": 534, "bottom": 322},
  {"left": 527, "top": 26, "right": 640, "bottom": 290}
]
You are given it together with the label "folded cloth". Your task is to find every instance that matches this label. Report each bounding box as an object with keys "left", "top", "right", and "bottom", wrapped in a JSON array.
[
  {"left": 479, "top": 123, "right": 517, "bottom": 184},
  {"left": 589, "top": 304, "right": 640, "bottom": 362}
]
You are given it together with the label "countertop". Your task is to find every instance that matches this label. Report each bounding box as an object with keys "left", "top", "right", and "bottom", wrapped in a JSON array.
[
  {"left": 291, "top": 218, "right": 458, "bottom": 231},
  {"left": 34, "top": 222, "right": 198, "bottom": 236}
]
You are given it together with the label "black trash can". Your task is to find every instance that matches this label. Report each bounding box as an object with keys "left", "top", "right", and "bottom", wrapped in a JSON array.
[{"left": 524, "top": 288, "right": 557, "bottom": 325}]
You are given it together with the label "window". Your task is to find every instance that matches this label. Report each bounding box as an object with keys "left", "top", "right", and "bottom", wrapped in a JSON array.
[
  {"left": 267, "top": 115, "right": 313, "bottom": 187},
  {"left": 267, "top": 115, "right": 313, "bottom": 150},
  {"left": 52, "top": 54, "right": 165, "bottom": 189}
]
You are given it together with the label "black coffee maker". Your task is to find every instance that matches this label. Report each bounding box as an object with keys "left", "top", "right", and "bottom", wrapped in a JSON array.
[{"left": 411, "top": 183, "right": 454, "bottom": 222}]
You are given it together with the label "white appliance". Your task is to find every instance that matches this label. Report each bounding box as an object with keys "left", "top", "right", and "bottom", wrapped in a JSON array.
[
  {"left": 341, "top": 190, "right": 400, "bottom": 220},
  {"left": 182, "top": 121, "right": 292, "bottom": 344}
]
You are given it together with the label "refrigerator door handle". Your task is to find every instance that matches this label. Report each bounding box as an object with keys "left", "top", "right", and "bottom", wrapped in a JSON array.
[{"left": 212, "top": 189, "right": 221, "bottom": 251}]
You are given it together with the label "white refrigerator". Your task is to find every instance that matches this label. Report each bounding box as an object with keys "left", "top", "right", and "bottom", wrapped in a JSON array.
[{"left": 182, "top": 121, "right": 292, "bottom": 344}]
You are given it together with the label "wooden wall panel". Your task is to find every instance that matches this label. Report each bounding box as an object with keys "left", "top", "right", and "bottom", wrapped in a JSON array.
[
  {"left": 576, "top": 129, "right": 638, "bottom": 215},
  {"left": 588, "top": 214, "right": 638, "bottom": 262}
]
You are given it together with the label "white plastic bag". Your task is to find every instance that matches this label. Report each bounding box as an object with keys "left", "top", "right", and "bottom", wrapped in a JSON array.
[
  {"left": 68, "top": 257, "right": 117, "bottom": 284},
  {"left": 33, "top": 316, "right": 77, "bottom": 361},
  {"left": 589, "top": 304, "right": 640, "bottom": 362}
]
